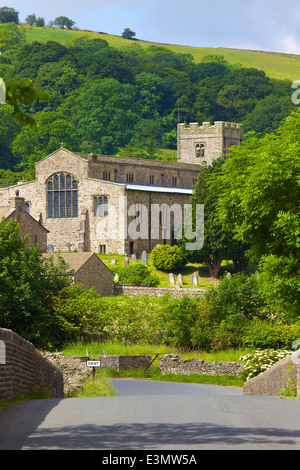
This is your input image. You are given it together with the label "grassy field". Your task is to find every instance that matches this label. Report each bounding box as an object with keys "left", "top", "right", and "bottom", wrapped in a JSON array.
[
  {"left": 98, "top": 253, "right": 257, "bottom": 288},
  {"left": 20, "top": 23, "right": 300, "bottom": 81}
]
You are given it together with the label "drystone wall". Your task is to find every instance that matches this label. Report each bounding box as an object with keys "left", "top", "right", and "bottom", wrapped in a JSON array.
[
  {"left": 243, "top": 354, "right": 300, "bottom": 396},
  {"left": 114, "top": 284, "right": 206, "bottom": 298},
  {"left": 159, "top": 354, "right": 244, "bottom": 377},
  {"left": 0, "top": 328, "right": 64, "bottom": 400},
  {"left": 98, "top": 354, "right": 151, "bottom": 372}
]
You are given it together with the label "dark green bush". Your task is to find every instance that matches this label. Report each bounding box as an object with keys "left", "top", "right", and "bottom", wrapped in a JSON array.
[
  {"left": 114, "top": 263, "right": 159, "bottom": 287},
  {"left": 150, "top": 244, "right": 186, "bottom": 272}
]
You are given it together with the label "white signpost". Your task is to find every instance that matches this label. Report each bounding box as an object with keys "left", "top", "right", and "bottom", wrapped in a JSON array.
[
  {"left": 86, "top": 360, "right": 101, "bottom": 379},
  {"left": 86, "top": 360, "right": 101, "bottom": 368}
]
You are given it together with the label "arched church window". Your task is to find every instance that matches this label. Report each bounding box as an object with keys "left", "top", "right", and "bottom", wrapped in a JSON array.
[{"left": 47, "top": 173, "right": 78, "bottom": 219}]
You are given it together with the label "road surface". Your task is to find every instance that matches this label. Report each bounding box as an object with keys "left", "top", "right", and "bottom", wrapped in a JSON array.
[{"left": 0, "top": 379, "right": 300, "bottom": 451}]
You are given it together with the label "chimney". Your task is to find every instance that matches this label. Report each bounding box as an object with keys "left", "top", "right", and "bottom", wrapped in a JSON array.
[{"left": 9, "top": 194, "right": 26, "bottom": 210}]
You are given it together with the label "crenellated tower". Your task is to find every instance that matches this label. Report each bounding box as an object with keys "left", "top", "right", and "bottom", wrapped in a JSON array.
[{"left": 177, "top": 121, "right": 243, "bottom": 166}]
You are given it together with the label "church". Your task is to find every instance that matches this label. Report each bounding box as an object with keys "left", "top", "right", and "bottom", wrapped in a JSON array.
[{"left": 0, "top": 121, "right": 242, "bottom": 256}]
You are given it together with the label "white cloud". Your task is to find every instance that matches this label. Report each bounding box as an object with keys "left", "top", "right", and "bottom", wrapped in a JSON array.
[{"left": 278, "top": 35, "right": 300, "bottom": 54}]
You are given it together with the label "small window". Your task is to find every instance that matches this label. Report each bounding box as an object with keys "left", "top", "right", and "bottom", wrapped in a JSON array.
[
  {"left": 99, "top": 244, "right": 106, "bottom": 254},
  {"left": 195, "top": 143, "right": 205, "bottom": 158},
  {"left": 172, "top": 176, "right": 178, "bottom": 187},
  {"left": 94, "top": 196, "right": 109, "bottom": 216},
  {"left": 126, "top": 173, "right": 134, "bottom": 183},
  {"left": 150, "top": 175, "right": 155, "bottom": 185},
  {"left": 103, "top": 171, "right": 111, "bottom": 181}
]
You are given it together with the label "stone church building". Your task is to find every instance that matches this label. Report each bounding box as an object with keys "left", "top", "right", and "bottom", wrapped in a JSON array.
[{"left": 0, "top": 121, "right": 242, "bottom": 256}]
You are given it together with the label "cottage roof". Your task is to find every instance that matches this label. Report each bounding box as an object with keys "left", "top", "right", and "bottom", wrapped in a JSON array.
[{"left": 42, "top": 252, "right": 113, "bottom": 276}]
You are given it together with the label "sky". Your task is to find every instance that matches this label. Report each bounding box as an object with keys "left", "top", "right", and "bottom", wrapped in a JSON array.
[{"left": 4, "top": 0, "right": 300, "bottom": 54}]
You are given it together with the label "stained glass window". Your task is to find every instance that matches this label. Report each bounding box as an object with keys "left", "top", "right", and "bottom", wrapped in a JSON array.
[{"left": 47, "top": 173, "right": 78, "bottom": 219}]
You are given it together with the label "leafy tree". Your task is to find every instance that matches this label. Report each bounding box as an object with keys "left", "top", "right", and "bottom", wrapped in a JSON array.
[
  {"left": 0, "top": 219, "right": 74, "bottom": 348},
  {"left": 35, "top": 17, "right": 45, "bottom": 27},
  {"left": 0, "top": 106, "right": 21, "bottom": 169},
  {"left": 25, "top": 14, "right": 37, "bottom": 26},
  {"left": 122, "top": 28, "right": 136, "bottom": 40},
  {"left": 54, "top": 16, "right": 75, "bottom": 29},
  {"left": 0, "top": 7, "right": 19, "bottom": 24},
  {"left": 0, "top": 22, "right": 25, "bottom": 50},
  {"left": 212, "top": 109, "right": 300, "bottom": 319},
  {"left": 180, "top": 158, "right": 249, "bottom": 278}
]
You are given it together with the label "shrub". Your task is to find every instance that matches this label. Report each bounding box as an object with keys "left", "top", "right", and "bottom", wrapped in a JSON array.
[
  {"left": 239, "top": 349, "right": 292, "bottom": 381},
  {"left": 150, "top": 244, "right": 186, "bottom": 272},
  {"left": 243, "top": 318, "right": 300, "bottom": 349},
  {"left": 113, "top": 263, "right": 159, "bottom": 287},
  {"left": 204, "top": 272, "right": 267, "bottom": 324}
]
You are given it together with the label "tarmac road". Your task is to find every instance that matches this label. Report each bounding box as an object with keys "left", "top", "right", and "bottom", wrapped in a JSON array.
[{"left": 0, "top": 379, "right": 300, "bottom": 451}]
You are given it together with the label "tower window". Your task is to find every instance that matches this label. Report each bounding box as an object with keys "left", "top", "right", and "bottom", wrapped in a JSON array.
[
  {"left": 47, "top": 173, "right": 78, "bottom": 219},
  {"left": 195, "top": 143, "right": 205, "bottom": 158}
]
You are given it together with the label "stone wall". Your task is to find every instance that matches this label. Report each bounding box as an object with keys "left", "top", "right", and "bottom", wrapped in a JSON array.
[
  {"left": 114, "top": 284, "right": 206, "bottom": 298},
  {"left": 243, "top": 354, "right": 300, "bottom": 396},
  {"left": 98, "top": 355, "right": 152, "bottom": 372},
  {"left": 0, "top": 328, "right": 64, "bottom": 400},
  {"left": 160, "top": 354, "right": 244, "bottom": 377}
]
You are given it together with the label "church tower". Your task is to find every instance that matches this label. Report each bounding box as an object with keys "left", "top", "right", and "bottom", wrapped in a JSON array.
[{"left": 177, "top": 121, "right": 243, "bottom": 166}]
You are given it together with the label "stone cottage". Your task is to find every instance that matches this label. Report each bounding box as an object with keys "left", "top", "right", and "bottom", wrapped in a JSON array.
[
  {"left": 0, "top": 195, "right": 48, "bottom": 252},
  {"left": 43, "top": 252, "right": 115, "bottom": 296}
]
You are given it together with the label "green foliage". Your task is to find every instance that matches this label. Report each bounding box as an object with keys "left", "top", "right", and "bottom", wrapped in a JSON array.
[
  {"left": 113, "top": 263, "right": 159, "bottom": 287},
  {"left": 0, "top": 22, "right": 25, "bottom": 50},
  {"left": 150, "top": 244, "right": 187, "bottom": 272},
  {"left": 213, "top": 109, "right": 300, "bottom": 319},
  {"left": 122, "top": 28, "right": 136, "bottom": 40},
  {"left": 0, "top": 218, "right": 73, "bottom": 348},
  {"left": 0, "top": 7, "right": 19, "bottom": 24},
  {"left": 179, "top": 158, "right": 249, "bottom": 278},
  {"left": 0, "top": 33, "right": 295, "bottom": 172},
  {"left": 54, "top": 16, "right": 75, "bottom": 30}
]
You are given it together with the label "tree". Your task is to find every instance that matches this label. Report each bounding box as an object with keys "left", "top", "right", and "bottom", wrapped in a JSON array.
[
  {"left": 0, "top": 7, "right": 19, "bottom": 24},
  {"left": 25, "top": 14, "right": 37, "bottom": 26},
  {"left": 54, "top": 16, "right": 75, "bottom": 29},
  {"left": 36, "top": 17, "right": 45, "bottom": 27},
  {"left": 0, "top": 22, "right": 25, "bottom": 50},
  {"left": 212, "top": 109, "right": 300, "bottom": 319},
  {"left": 122, "top": 28, "right": 136, "bottom": 40},
  {"left": 179, "top": 158, "right": 249, "bottom": 278},
  {"left": 0, "top": 218, "right": 74, "bottom": 348}
]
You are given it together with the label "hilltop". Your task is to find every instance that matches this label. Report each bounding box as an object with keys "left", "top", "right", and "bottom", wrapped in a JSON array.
[{"left": 21, "top": 23, "right": 300, "bottom": 82}]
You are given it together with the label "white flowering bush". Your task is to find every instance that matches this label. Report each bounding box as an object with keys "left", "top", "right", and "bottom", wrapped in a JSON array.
[{"left": 239, "top": 349, "right": 292, "bottom": 381}]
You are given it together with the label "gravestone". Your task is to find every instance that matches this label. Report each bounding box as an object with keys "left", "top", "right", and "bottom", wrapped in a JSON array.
[
  {"left": 174, "top": 281, "right": 181, "bottom": 289},
  {"left": 177, "top": 273, "right": 183, "bottom": 286},
  {"left": 124, "top": 256, "right": 129, "bottom": 266},
  {"left": 131, "top": 254, "right": 137, "bottom": 263},
  {"left": 141, "top": 251, "right": 148, "bottom": 266},
  {"left": 169, "top": 273, "right": 175, "bottom": 286},
  {"left": 66, "top": 242, "right": 73, "bottom": 253},
  {"left": 111, "top": 259, "right": 116, "bottom": 265},
  {"left": 47, "top": 244, "right": 54, "bottom": 253},
  {"left": 192, "top": 272, "right": 199, "bottom": 287}
]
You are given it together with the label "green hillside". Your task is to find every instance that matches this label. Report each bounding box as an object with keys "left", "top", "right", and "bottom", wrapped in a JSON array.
[{"left": 22, "top": 23, "right": 300, "bottom": 81}]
